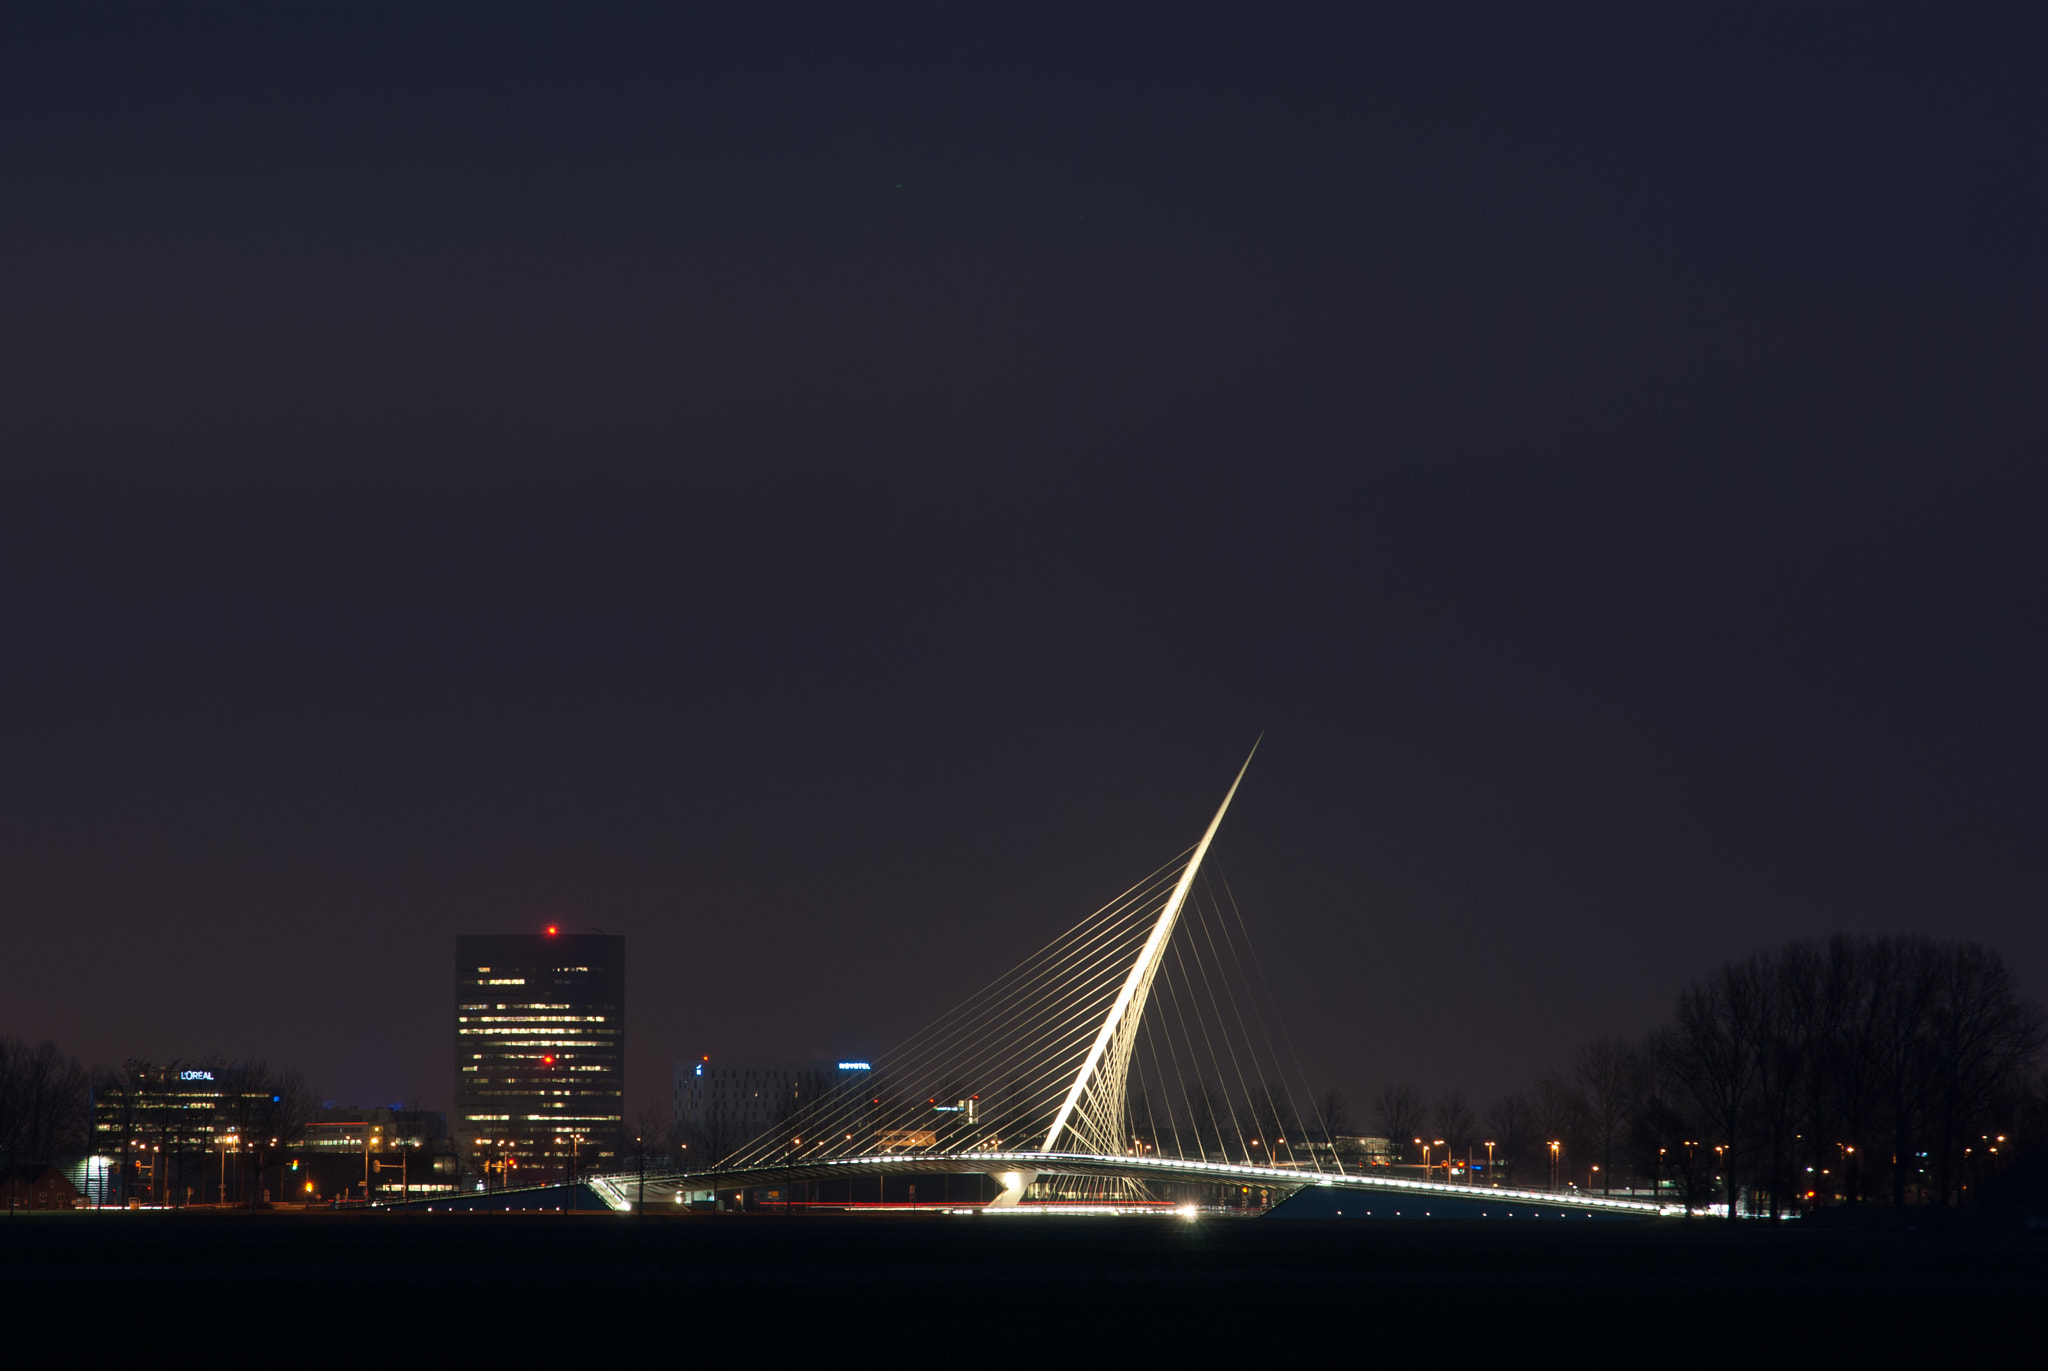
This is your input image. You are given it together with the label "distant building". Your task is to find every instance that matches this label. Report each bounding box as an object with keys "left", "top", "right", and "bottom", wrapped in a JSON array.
[
  {"left": 675, "top": 1058, "right": 870, "bottom": 1157},
  {"left": 454, "top": 931, "right": 625, "bottom": 1184},
  {"left": 1335, "top": 1135, "right": 1399, "bottom": 1167},
  {"left": 293, "top": 1105, "right": 460, "bottom": 1202},
  {"left": 90, "top": 1061, "right": 293, "bottom": 1206},
  {"left": 302, "top": 1103, "right": 448, "bottom": 1153},
  {"left": 1, "top": 1165, "right": 81, "bottom": 1211}
]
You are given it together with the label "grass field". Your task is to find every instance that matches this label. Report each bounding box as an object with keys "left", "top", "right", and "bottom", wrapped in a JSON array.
[{"left": 5, "top": 1211, "right": 2040, "bottom": 1362}]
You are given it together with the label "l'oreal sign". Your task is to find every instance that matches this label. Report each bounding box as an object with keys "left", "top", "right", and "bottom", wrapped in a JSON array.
[{"left": 180, "top": 1070, "right": 215, "bottom": 1081}]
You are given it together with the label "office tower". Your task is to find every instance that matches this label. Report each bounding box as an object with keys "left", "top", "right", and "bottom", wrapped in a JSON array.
[{"left": 454, "top": 930, "right": 624, "bottom": 1184}]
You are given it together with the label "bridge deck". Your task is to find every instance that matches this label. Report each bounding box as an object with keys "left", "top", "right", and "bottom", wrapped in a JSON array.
[{"left": 587, "top": 1150, "right": 1669, "bottom": 1217}]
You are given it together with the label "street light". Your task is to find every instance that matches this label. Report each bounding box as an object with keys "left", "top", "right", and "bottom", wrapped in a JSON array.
[
  {"left": 218, "top": 1134, "right": 239, "bottom": 1206},
  {"left": 1484, "top": 1140, "right": 1497, "bottom": 1187},
  {"left": 1548, "top": 1141, "right": 1562, "bottom": 1192},
  {"left": 372, "top": 1138, "right": 415, "bottom": 1209}
]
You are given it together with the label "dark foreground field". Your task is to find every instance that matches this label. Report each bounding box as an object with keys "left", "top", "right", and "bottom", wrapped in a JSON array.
[{"left": 4, "top": 1212, "right": 2041, "bottom": 1363}]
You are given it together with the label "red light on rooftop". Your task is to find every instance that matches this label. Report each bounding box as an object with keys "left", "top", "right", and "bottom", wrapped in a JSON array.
[{"left": 545, "top": 924, "right": 558, "bottom": 936}]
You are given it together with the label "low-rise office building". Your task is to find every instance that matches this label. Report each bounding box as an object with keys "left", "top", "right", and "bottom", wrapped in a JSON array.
[
  {"left": 292, "top": 1105, "right": 461, "bottom": 1202},
  {"left": 91, "top": 1061, "right": 297, "bottom": 1206},
  {"left": 675, "top": 1057, "right": 871, "bottom": 1158}
]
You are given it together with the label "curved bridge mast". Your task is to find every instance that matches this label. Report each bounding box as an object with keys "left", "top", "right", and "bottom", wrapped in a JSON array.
[{"left": 1039, "top": 739, "right": 1260, "bottom": 1154}]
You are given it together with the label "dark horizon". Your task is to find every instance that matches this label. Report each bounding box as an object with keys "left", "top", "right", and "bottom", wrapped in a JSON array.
[{"left": 3, "top": 5, "right": 2044, "bottom": 1124}]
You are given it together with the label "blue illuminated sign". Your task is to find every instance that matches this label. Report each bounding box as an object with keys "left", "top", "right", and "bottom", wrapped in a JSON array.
[
  {"left": 179, "top": 1070, "right": 214, "bottom": 1081},
  {"left": 837, "top": 1062, "right": 871, "bottom": 1071}
]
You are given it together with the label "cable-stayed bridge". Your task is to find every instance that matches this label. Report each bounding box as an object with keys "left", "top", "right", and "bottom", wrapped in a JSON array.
[{"left": 589, "top": 744, "right": 1666, "bottom": 1219}]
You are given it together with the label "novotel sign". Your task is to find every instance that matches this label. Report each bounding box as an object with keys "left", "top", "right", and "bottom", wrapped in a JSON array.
[
  {"left": 179, "top": 1070, "right": 215, "bottom": 1082},
  {"left": 837, "top": 1062, "right": 871, "bottom": 1071}
]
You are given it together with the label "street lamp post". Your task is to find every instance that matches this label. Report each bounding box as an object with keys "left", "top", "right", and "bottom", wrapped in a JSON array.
[
  {"left": 371, "top": 1141, "right": 412, "bottom": 1209},
  {"left": 1484, "top": 1141, "right": 1497, "bottom": 1187},
  {"left": 361, "top": 1124, "right": 383, "bottom": 1204},
  {"left": 1548, "top": 1141, "right": 1561, "bottom": 1192},
  {"left": 218, "top": 1135, "right": 238, "bottom": 1206},
  {"left": 252, "top": 1134, "right": 276, "bottom": 1213}
]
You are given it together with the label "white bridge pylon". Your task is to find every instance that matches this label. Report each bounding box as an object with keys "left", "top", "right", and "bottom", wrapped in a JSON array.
[{"left": 1040, "top": 740, "right": 1258, "bottom": 1155}]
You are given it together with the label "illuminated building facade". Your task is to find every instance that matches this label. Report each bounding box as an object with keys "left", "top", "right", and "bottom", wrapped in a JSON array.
[
  {"left": 675, "top": 1058, "right": 870, "bottom": 1156},
  {"left": 455, "top": 931, "right": 625, "bottom": 1183},
  {"left": 90, "top": 1061, "right": 289, "bottom": 1205}
]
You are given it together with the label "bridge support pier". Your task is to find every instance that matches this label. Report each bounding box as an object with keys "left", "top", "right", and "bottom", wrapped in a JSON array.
[{"left": 986, "top": 1170, "right": 1040, "bottom": 1208}]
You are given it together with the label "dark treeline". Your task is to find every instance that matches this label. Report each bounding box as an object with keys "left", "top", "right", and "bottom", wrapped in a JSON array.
[
  {"left": 1372, "top": 935, "right": 2047, "bottom": 1216},
  {"left": 0, "top": 1038, "right": 91, "bottom": 1173},
  {"left": 0, "top": 1038, "right": 318, "bottom": 1205}
]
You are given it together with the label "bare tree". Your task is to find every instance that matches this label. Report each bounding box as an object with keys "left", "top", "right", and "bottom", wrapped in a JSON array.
[
  {"left": 1238, "top": 1080, "right": 1294, "bottom": 1164},
  {"left": 1183, "top": 1079, "right": 1232, "bottom": 1159},
  {"left": 0, "top": 1040, "right": 21, "bottom": 1188},
  {"left": 1752, "top": 959, "right": 1815, "bottom": 1218},
  {"left": 1630, "top": 1038, "right": 1712, "bottom": 1209},
  {"left": 629, "top": 1099, "right": 669, "bottom": 1158},
  {"left": 1816, "top": 935, "right": 1886, "bottom": 1206},
  {"left": 1575, "top": 1036, "right": 1642, "bottom": 1196},
  {"left": 91, "top": 1063, "right": 143, "bottom": 1204},
  {"left": 1454, "top": 933, "right": 2044, "bottom": 1216},
  {"left": 1666, "top": 956, "right": 1769, "bottom": 1218},
  {"left": 1925, "top": 942, "right": 2047, "bottom": 1204},
  {"left": 1371, "top": 1083, "right": 1425, "bottom": 1160},
  {"left": 1314, "top": 1089, "right": 1352, "bottom": 1140},
  {"left": 1431, "top": 1089, "right": 1474, "bottom": 1154},
  {"left": 1126, "top": 1087, "right": 1160, "bottom": 1155},
  {"left": 1531, "top": 1069, "right": 1584, "bottom": 1175},
  {"left": 623, "top": 1099, "right": 670, "bottom": 1208},
  {"left": 1483, "top": 1091, "right": 1532, "bottom": 1186},
  {"left": 3, "top": 1039, "right": 89, "bottom": 1168},
  {"left": 1870, "top": 938, "right": 1942, "bottom": 1207},
  {"left": 682, "top": 1113, "right": 750, "bottom": 1167}
]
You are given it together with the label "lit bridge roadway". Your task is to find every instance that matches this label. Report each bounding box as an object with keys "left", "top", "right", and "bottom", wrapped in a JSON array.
[{"left": 583, "top": 1152, "right": 1669, "bottom": 1218}]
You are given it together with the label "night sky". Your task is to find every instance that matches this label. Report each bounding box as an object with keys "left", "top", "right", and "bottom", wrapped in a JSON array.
[{"left": 3, "top": 5, "right": 2043, "bottom": 1122}]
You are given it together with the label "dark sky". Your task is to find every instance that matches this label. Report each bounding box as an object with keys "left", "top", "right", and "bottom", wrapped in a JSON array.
[{"left": 3, "top": 5, "right": 2043, "bottom": 1122}]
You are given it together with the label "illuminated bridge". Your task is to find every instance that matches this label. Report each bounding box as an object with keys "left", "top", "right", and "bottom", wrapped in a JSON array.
[{"left": 584, "top": 744, "right": 1666, "bottom": 1220}]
